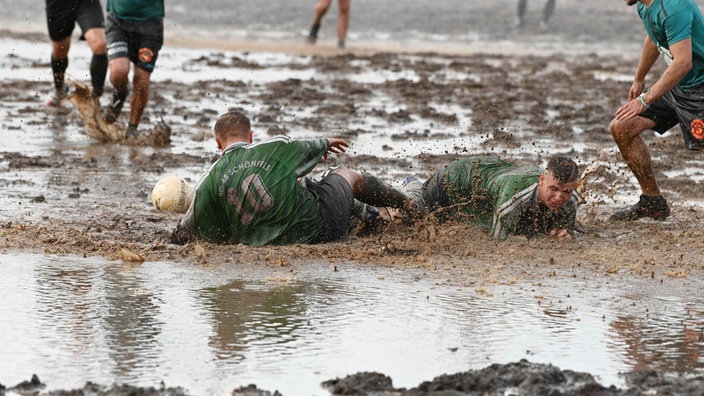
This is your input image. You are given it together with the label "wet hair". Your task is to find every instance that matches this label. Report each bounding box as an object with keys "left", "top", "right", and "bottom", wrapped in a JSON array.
[
  {"left": 546, "top": 156, "right": 579, "bottom": 184},
  {"left": 214, "top": 111, "right": 251, "bottom": 140}
]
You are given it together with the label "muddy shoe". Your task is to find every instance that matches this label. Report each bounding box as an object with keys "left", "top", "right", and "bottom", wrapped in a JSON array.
[
  {"left": 610, "top": 194, "right": 670, "bottom": 221},
  {"left": 125, "top": 124, "right": 140, "bottom": 139},
  {"left": 45, "top": 86, "right": 69, "bottom": 107},
  {"left": 103, "top": 89, "right": 128, "bottom": 123}
]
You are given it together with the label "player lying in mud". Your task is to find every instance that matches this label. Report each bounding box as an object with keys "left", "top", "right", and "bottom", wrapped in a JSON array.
[
  {"left": 170, "top": 111, "right": 583, "bottom": 246},
  {"left": 170, "top": 111, "right": 414, "bottom": 246},
  {"left": 402, "top": 155, "right": 580, "bottom": 241}
]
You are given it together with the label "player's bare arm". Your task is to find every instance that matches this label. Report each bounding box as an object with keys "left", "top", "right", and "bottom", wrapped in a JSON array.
[{"left": 616, "top": 38, "right": 693, "bottom": 121}]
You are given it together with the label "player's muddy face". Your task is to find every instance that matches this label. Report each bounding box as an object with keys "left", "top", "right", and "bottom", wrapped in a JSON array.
[{"left": 539, "top": 173, "right": 577, "bottom": 211}]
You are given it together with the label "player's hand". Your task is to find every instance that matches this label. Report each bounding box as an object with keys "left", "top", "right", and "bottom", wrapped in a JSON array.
[
  {"left": 615, "top": 98, "right": 645, "bottom": 121},
  {"left": 628, "top": 80, "right": 645, "bottom": 101},
  {"left": 549, "top": 228, "right": 573, "bottom": 241},
  {"left": 326, "top": 138, "right": 349, "bottom": 156}
]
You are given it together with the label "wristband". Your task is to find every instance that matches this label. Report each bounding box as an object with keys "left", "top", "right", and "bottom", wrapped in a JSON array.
[{"left": 638, "top": 93, "right": 650, "bottom": 109}]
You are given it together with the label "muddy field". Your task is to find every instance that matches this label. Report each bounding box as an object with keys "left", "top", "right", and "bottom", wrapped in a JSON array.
[
  {"left": 2, "top": 29, "right": 703, "bottom": 284},
  {"left": 1, "top": 8, "right": 704, "bottom": 393}
]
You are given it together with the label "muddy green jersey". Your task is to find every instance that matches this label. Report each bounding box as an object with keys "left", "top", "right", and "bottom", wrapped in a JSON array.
[
  {"left": 179, "top": 136, "right": 329, "bottom": 246},
  {"left": 442, "top": 156, "right": 578, "bottom": 240}
]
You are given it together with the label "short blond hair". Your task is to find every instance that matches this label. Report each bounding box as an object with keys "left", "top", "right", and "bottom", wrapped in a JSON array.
[{"left": 214, "top": 111, "right": 251, "bottom": 140}]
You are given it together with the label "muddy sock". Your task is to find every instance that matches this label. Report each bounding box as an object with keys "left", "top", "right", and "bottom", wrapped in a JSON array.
[
  {"left": 51, "top": 56, "right": 68, "bottom": 91},
  {"left": 356, "top": 174, "right": 408, "bottom": 208},
  {"left": 110, "top": 88, "right": 129, "bottom": 109},
  {"left": 90, "top": 53, "right": 108, "bottom": 97},
  {"left": 309, "top": 23, "right": 320, "bottom": 39}
]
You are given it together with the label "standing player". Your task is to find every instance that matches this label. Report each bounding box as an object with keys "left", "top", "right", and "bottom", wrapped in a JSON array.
[
  {"left": 102, "top": 0, "right": 164, "bottom": 137},
  {"left": 610, "top": 0, "right": 704, "bottom": 221},
  {"left": 45, "top": 0, "right": 108, "bottom": 106},
  {"left": 306, "top": 0, "right": 351, "bottom": 49},
  {"left": 516, "top": 0, "right": 556, "bottom": 30}
]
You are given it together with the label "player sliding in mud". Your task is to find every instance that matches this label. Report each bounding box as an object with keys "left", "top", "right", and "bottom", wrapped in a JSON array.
[
  {"left": 402, "top": 155, "right": 581, "bottom": 241},
  {"left": 171, "top": 111, "right": 416, "bottom": 246}
]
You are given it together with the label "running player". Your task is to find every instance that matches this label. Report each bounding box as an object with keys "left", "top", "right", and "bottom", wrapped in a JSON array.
[{"left": 45, "top": 0, "right": 108, "bottom": 106}]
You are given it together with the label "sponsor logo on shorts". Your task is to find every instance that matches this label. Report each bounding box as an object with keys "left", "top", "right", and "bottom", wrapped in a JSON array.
[
  {"left": 107, "top": 42, "right": 128, "bottom": 57},
  {"left": 691, "top": 119, "right": 704, "bottom": 140},
  {"left": 139, "top": 47, "right": 154, "bottom": 64}
]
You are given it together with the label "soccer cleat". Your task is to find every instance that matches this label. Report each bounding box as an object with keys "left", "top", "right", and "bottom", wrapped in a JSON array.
[
  {"left": 610, "top": 194, "right": 670, "bottom": 221},
  {"left": 45, "top": 86, "right": 69, "bottom": 107},
  {"left": 103, "top": 89, "right": 128, "bottom": 123}
]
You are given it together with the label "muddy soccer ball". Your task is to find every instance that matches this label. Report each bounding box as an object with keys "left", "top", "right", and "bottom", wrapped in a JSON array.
[{"left": 151, "top": 176, "right": 194, "bottom": 213}]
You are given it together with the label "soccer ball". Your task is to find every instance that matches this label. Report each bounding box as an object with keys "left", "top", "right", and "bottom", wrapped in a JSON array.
[{"left": 151, "top": 176, "right": 194, "bottom": 213}]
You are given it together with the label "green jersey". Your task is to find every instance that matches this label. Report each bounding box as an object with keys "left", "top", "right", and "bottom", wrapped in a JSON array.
[
  {"left": 107, "top": 0, "right": 164, "bottom": 21},
  {"left": 180, "top": 136, "right": 330, "bottom": 246},
  {"left": 638, "top": 0, "right": 704, "bottom": 89},
  {"left": 441, "top": 156, "right": 578, "bottom": 241}
]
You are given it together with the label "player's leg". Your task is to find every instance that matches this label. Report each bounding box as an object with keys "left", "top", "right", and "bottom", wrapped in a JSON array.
[
  {"left": 45, "top": 2, "right": 74, "bottom": 106},
  {"left": 308, "top": 0, "right": 331, "bottom": 44},
  {"left": 83, "top": 28, "right": 108, "bottom": 97},
  {"left": 128, "top": 67, "right": 152, "bottom": 134},
  {"left": 336, "top": 0, "right": 350, "bottom": 48},
  {"left": 104, "top": 56, "right": 130, "bottom": 122},
  {"left": 49, "top": 37, "right": 72, "bottom": 102},
  {"left": 609, "top": 115, "right": 670, "bottom": 220},
  {"left": 332, "top": 167, "right": 410, "bottom": 209},
  {"left": 541, "top": 0, "right": 556, "bottom": 29},
  {"left": 104, "top": 14, "right": 130, "bottom": 122},
  {"left": 125, "top": 20, "right": 163, "bottom": 134},
  {"left": 76, "top": 0, "right": 107, "bottom": 97},
  {"left": 516, "top": 0, "right": 528, "bottom": 27}
]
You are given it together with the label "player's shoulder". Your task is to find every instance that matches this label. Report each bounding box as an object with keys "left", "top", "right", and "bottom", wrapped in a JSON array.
[{"left": 248, "top": 135, "right": 292, "bottom": 149}]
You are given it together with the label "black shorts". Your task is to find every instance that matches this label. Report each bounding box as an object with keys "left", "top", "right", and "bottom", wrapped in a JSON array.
[
  {"left": 105, "top": 13, "right": 163, "bottom": 72},
  {"left": 640, "top": 82, "right": 704, "bottom": 140},
  {"left": 46, "top": 0, "right": 105, "bottom": 41},
  {"left": 308, "top": 173, "right": 354, "bottom": 243},
  {"left": 421, "top": 167, "right": 450, "bottom": 210}
]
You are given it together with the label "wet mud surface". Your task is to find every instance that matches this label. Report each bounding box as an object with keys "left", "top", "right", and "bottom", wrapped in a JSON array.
[
  {"left": 1, "top": 11, "right": 704, "bottom": 394},
  {"left": 3, "top": 360, "right": 704, "bottom": 395}
]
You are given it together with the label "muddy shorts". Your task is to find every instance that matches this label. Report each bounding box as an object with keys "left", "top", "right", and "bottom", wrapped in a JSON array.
[
  {"left": 420, "top": 167, "right": 451, "bottom": 210},
  {"left": 105, "top": 13, "right": 163, "bottom": 72},
  {"left": 308, "top": 173, "right": 354, "bottom": 243},
  {"left": 46, "top": 0, "right": 105, "bottom": 41},
  {"left": 640, "top": 82, "right": 704, "bottom": 144}
]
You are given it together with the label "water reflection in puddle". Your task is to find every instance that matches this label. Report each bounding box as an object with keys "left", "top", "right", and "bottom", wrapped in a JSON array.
[{"left": 0, "top": 253, "right": 702, "bottom": 395}]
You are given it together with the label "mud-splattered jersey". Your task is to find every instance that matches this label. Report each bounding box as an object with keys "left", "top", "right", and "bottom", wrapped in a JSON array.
[
  {"left": 638, "top": 0, "right": 704, "bottom": 89},
  {"left": 441, "top": 156, "right": 578, "bottom": 241},
  {"left": 179, "top": 136, "right": 329, "bottom": 246}
]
